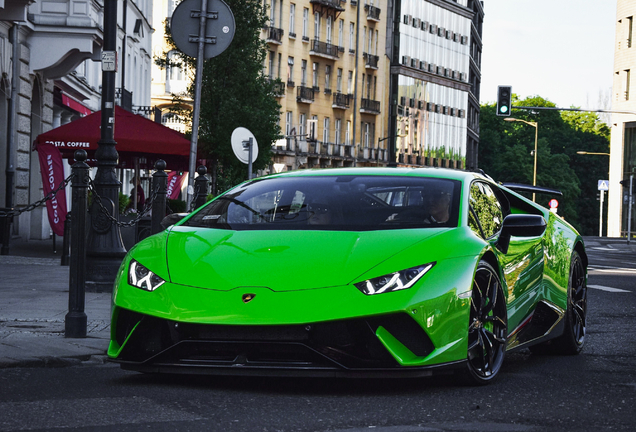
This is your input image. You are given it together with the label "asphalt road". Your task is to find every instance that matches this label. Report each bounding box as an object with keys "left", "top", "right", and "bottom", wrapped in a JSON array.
[{"left": 0, "top": 243, "right": 634, "bottom": 432}]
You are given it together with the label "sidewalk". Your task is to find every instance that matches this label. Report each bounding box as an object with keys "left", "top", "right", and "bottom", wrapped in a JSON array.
[{"left": 0, "top": 236, "right": 111, "bottom": 368}]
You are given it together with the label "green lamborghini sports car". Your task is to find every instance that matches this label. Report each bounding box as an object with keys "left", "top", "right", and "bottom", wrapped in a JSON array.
[{"left": 108, "top": 168, "right": 587, "bottom": 384}]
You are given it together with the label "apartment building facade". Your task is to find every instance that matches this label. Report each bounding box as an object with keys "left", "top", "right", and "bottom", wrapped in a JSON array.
[
  {"left": 266, "top": 0, "right": 481, "bottom": 171},
  {"left": 267, "top": 0, "right": 390, "bottom": 171},
  {"left": 0, "top": 0, "right": 153, "bottom": 241},
  {"left": 609, "top": 0, "right": 636, "bottom": 238},
  {"left": 387, "top": 0, "right": 481, "bottom": 170}
]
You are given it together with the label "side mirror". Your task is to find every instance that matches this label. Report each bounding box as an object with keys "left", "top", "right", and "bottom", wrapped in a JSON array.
[
  {"left": 160, "top": 213, "right": 189, "bottom": 230},
  {"left": 496, "top": 214, "right": 546, "bottom": 254}
]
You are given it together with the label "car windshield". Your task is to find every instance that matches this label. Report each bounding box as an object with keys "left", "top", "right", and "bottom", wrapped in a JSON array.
[{"left": 183, "top": 175, "right": 461, "bottom": 231}]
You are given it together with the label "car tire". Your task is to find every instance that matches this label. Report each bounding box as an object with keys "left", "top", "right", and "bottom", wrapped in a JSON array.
[
  {"left": 458, "top": 260, "right": 508, "bottom": 385},
  {"left": 530, "top": 251, "right": 587, "bottom": 356}
]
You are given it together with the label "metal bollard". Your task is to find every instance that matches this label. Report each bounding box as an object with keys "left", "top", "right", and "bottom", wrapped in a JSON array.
[
  {"left": 65, "top": 150, "right": 89, "bottom": 338},
  {"left": 151, "top": 159, "right": 168, "bottom": 235},
  {"left": 61, "top": 211, "right": 71, "bottom": 266},
  {"left": 0, "top": 210, "right": 12, "bottom": 255},
  {"left": 194, "top": 165, "right": 209, "bottom": 210}
]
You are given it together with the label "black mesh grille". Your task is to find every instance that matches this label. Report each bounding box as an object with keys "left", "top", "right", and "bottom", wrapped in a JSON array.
[{"left": 115, "top": 311, "right": 435, "bottom": 370}]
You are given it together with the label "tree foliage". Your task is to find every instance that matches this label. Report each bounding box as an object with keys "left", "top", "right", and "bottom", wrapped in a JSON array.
[
  {"left": 158, "top": 0, "right": 282, "bottom": 193},
  {"left": 479, "top": 95, "right": 610, "bottom": 235}
]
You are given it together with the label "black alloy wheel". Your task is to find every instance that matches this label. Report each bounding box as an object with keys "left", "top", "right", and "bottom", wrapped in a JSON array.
[
  {"left": 567, "top": 251, "right": 588, "bottom": 351},
  {"left": 462, "top": 260, "right": 507, "bottom": 385}
]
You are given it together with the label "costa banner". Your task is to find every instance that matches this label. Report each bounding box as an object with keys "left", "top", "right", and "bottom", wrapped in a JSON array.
[
  {"left": 36, "top": 142, "right": 68, "bottom": 236},
  {"left": 166, "top": 171, "right": 186, "bottom": 200}
]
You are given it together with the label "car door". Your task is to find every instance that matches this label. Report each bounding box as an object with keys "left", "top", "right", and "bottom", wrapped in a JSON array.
[{"left": 467, "top": 181, "right": 545, "bottom": 333}]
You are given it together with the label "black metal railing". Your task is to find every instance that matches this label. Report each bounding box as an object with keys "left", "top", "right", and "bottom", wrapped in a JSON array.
[
  {"left": 364, "top": 53, "right": 379, "bottom": 69},
  {"left": 270, "top": 79, "right": 286, "bottom": 96},
  {"left": 360, "top": 98, "right": 380, "bottom": 113},
  {"left": 364, "top": 4, "right": 380, "bottom": 20},
  {"left": 266, "top": 26, "right": 284, "bottom": 43},
  {"left": 332, "top": 92, "right": 351, "bottom": 108},
  {"left": 310, "top": 0, "right": 345, "bottom": 11},
  {"left": 310, "top": 39, "right": 340, "bottom": 58},
  {"left": 297, "top": 86, "right": 315, "bottom": 102}
]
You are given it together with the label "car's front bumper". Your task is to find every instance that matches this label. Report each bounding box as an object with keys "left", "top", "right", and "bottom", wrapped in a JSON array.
[{"left": 108, "top": 307, "right": 467, "bottom": 377}]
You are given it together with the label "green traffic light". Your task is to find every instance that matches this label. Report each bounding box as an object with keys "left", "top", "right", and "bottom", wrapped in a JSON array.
[{"left": 499, "top": 106, "right": 508, "bottom": 114}]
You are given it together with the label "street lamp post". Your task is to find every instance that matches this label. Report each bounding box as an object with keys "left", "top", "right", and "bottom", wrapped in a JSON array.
[
  {"left": 504, "top": 118, "right": 539, "bottom": 201},
  {"left": 577, "top": 151, "right": 610, "bottom": 237}
]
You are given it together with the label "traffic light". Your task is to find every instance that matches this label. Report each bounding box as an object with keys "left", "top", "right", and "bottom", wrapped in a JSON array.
[{"left": 496, "top": 86, "right": 512, "bottom": 116}]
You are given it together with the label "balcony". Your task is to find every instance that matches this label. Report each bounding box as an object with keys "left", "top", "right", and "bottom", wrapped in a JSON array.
[
  {"left": 310, "top": 39, "right": 340, "bottom": 60},
  {"left": 364, "top": 4, "right": 381, "bottom": 21},
  {"left": 363, "top": 53, "right": 379, "bottom": 69},
  {"left": 332, "top": 92, "right": 351, "bottom": 109},
  {"left": 270, "top": 79, "right": 286, "bottom": 97},
  {"left": 360, "top": 98, "right": 380, "bottom": 114},
  {"left": 297, "top": 86, "right": 315, "bottom": 103},
  {"left": 265, "top": 26, "right": 284, "bottom": 44},
  {"left": 310, "top": 0, "right": 345, "bottom": 13}
]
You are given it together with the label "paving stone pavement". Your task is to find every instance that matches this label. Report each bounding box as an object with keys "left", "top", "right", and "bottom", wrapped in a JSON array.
[{"left": 0, "top": 237, "right": 111, "bottom": 368}]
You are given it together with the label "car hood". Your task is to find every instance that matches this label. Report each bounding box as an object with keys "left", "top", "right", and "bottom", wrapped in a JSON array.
[{"left": 164, "top": 226, "right": 446, "bottom": 291}]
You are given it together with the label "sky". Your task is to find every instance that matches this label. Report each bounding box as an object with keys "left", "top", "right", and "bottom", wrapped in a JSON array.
[{"left": 480, "top": 0, "right": 617, "bottom": 110}]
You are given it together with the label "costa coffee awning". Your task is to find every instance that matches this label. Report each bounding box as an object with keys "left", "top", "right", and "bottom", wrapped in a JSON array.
[{"left": 34, "top": 106, "right": 191, "bottom": 170}]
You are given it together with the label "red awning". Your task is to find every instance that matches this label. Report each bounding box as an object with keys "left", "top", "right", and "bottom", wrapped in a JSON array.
[
  {"left": 61, "top": 93, "right": 92, "bottom": 116},
  {"left": 34, "top": 106, "right": 191, "bottom": 171}
]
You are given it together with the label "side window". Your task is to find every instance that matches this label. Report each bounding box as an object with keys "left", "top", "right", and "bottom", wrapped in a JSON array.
[{"left": 469, "top": 182, "right": 503, "bottom": 239}]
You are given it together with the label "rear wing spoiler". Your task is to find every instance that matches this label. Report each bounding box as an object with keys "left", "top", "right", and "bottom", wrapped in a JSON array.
[{"left": 501, "top": 183, "right": 563, "bottom": 196}]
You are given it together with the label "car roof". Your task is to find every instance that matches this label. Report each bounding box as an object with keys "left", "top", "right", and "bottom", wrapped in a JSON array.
[{"left": 266, "top": 167, "right": 482, "bottom": 183}]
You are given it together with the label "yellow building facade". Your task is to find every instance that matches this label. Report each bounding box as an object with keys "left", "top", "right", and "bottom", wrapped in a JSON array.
[{"left": 265, "top": 0, "right": 390, "bottom": 171}]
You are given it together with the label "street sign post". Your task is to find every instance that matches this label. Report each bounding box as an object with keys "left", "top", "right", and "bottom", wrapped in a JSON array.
[
  {"left": 231, "top": 127, "right": 259, "bottom": 180},
  {"left": 170, "top": 0, "right": 235, "bottom": 210},
  {"left": 597, "top": 180, "right": 609, "bottom": 237}
]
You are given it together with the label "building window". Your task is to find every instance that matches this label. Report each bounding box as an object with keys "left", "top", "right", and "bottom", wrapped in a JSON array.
[
  {"left": 629, "top": 16, "right": 634, "bottom": 48},
  {"left": 335, "top": 118, "right": 342, "bottom": 144},
  {"left": 314, "top": 12, "right": 321, "bottom": 40},
  {"left": 346, "top": 120, "right": 351, "bottom": 145},
  {"left": 323, "top": 117, "right": 330, "bottom": 143},
  {"left": 290, "top": 4, "right": 296, "bottom": 36},
  {"left": 349, "top": 22, "right": 355, "bottom": 52},
  {"left": 325, "top": 65, "right": 331, "bottom": 90},
  {"left": 626, "top": 69, "right": 631, "bottom": 100},
  {"left": 303, "top": 8, "right": 309, "bottom": 39},
  {"left": 337, "top": 68, "right": 343, "bottom": 92},
  {"left": 339, "top": 19, "right": 344, "bottom": 48},
  {"left": 312, "top": 62, "right": 319, "bottom": 88},
  {"left": 347, "top": 70, "right": 353, "bottom": 94},
  {"left": 310, "top": 115, "right": 318, "bottom": 141},
  {"left": 361, "top": 74, "right": 366, "bottom": 97},
  {"left": 299, "top": 113, "right": 306, "bottom": 137},
  {"left": 286, "top": 111, "right": 292, "bottom": 136},
  {"left": 326, "top": 16, "right": 333, "bottom": 43},
  {"left": 301, "top": 60, "right": 307, "bottom": 86},
  {"left": 269, "top": 0, "right": 276, "bottom": 26},
  {"left": 268, "top": 51, "right": 275, "bottom": 78},
  {"left": 287, "top": 57, "right": 294, "bottom": 83}
]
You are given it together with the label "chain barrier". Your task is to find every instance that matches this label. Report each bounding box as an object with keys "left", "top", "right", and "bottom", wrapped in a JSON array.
[
  {"left": 0, "top": 172, "right": 168, "bottom": 229},
  {"left": 88, "top": 177, "right": 161, "bottom": 228},
  {"left": 0, "top": 174, "right": 73, "bottom": 218}
]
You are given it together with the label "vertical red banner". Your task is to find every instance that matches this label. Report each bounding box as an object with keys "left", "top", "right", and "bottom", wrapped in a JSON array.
[
  {"left": 36, "top": 142, "right": 68, "bottom": 236},
  {"left": 166, "top": 171, "right": 186, "bottom": 200}
]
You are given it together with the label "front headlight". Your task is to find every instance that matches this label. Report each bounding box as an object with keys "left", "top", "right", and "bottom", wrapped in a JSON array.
[
  {"left": 354, "top": 262, "right": 436, "bottom": 295},
  {"left": 128, "top": 260, "right": 166, "bottom": 291}
]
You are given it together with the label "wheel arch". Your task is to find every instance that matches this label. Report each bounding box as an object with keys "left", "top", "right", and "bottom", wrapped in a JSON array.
[{"left": 573, "top": 240, "right": 588, "bottom": 270}]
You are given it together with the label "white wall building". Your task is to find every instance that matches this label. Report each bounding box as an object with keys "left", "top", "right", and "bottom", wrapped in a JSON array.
[{"left": 0, "top": 0, "right": 153, "bottom": 242}]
